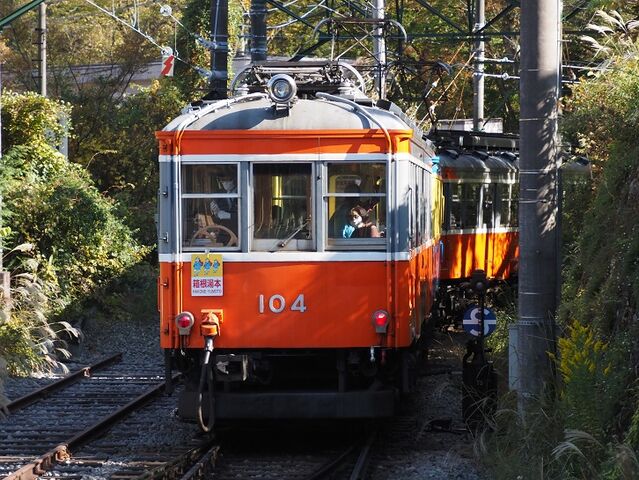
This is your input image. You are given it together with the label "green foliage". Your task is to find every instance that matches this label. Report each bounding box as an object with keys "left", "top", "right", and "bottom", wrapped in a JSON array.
[
  {"left": 544, "top": 25, "right": 639, "bottom": 479},
  {"left": 477, "top": 391, "right": 567, "bottom": 480},
  {"left": 1, "top": 1, "right": 175, "bottom": 94},
  {"left": 70, "top": 80, "right": 185, "bottom": 246},
  {"left": 92, "top": 262, "right": 158, "bottom": 324},
  {"left": 6, "top": 166, "right": 149, "bottom": 297},
  {"left": 0, "top": 91, "right": 148, "bottom": 375},
  {"left": 554, "top": 323, "right": 627, "bottom": 442},
  {"left": 0, "top": 256, "right": 77, "bottom": 376},
  {"left": 0, "top": 91, "right": 71, "bottom": 152},
  {"left": 0, "top": 320, "right": 41, "bottom": 376},
  {"left": 174, "top": 0, "right": 212, "bottom": 98}
]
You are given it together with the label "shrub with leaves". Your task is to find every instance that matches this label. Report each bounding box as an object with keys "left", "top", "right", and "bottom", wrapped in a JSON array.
[
  {"left": 554, "top": 323, "right": 619, "bottom": 440},
  {"left": 0, "top": 250, "right": 78, "bottom": 376},
  {"left": 0, "top": 91, "right": 148, "bottom": 376}
]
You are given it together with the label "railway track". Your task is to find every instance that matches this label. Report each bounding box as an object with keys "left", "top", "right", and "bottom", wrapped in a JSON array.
[
  {"left": 0, "top": 331, "right": 479, "bottom": 480},
  {"left": 0, "top": 353, "right": 202, "bottom": 480},
  {"left": 204, "top": 421, "right": 377, "bottom": 480}
]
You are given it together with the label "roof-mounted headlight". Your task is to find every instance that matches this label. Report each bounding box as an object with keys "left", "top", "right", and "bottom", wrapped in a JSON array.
[{"left": 267, "top": 74, "right": 297, "bottom": 104}]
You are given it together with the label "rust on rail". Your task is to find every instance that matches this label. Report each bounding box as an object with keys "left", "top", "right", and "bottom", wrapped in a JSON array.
[{"left": 4, "top": 372, "right": 181, "bottom": 480}]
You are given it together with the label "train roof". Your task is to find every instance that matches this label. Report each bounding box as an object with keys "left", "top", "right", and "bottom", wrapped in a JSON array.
[
  {"left": 438, "top": 149, "right": 519, "bottom": 181},
  {"left": 162, "top": 96, "right": 414, "bottom": 132}
]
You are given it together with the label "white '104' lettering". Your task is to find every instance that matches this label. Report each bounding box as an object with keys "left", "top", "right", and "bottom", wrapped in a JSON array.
[{"left": 258, "top": 294, "right": 306, "bottom": 314}]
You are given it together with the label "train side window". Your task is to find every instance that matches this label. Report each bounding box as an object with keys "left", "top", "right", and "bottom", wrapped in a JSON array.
[
  {"left": 496, "top": 183, "right": 508, "bottom": 226},
  {"left": 252, "top": 163, "right": 313, "bottom": 251},
  {"left": 449, "top": 184, "right": 463, "bottom": 229},
  {"left": 326, "top": 162, "right": 386, "bottom": 248},
  {"left": 481, "top": 184, "right": 494, "bottom": 228},
  {"left": 181, "top": 164, "right": 240, "bottom": 250},
  {"left": 462, "top": 184, "right": 480, "bottom": 229}
]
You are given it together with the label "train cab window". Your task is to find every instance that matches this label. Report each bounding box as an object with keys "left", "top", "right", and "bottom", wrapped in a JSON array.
[
  {"left": 252, "top": 163, "right": 313, "bottom": 251},
  {"left": 181, "top": 164, "right": 240, "bottom": 250},
  {"left": 326, "top": 163, "right": 386, "bottom": 248}
]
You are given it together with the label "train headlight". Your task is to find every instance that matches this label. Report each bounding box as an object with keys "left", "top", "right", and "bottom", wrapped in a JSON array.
[
  {"left": 175, "top": 311, "right": 195, "bottom": 336},
  {"left": 267, "top": 74, "right": 297, "bottom": 104},
  {"left": 372, "top": 310, "right": 390, "bottom": 334}
]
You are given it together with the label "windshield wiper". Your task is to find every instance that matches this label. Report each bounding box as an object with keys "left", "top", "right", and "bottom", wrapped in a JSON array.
[{"left": 271, "top": 218, "right": 311, "bottom": 251}]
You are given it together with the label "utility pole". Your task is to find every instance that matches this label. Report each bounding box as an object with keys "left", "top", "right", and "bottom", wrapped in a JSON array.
[
  {"left": 210, "top": 0, "right": 228, "bottom": 99},
  {"left": 513, "top": 0, "right": 561, "bottom": 410},
  {"left": 472, "top": 0, "right": 485, "bottom": 131},
  {"left": 36, "top": 1, "right": 46, "bottom": 97},
  {"left": 372, "top": 0, "right": 386, "bottom": 99},
  {"left": 250, "top": 0, "right": 267, "bottom": 62}
]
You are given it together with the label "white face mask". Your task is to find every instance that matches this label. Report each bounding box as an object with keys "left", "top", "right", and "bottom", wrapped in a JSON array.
[
  {"left": 221, "top": 180, "right": 234, "bottom": 192},
  {"left": 349, "top": 215, "right": 362, "bottom": 227}
]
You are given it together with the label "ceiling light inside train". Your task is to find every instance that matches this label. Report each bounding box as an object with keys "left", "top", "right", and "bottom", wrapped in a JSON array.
[{"left": 267, "top": 74, "right": 297, "bottom": 104}]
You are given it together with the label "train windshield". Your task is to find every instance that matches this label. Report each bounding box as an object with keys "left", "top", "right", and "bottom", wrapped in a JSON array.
[
  {"left": 181, "top": 164, "right": 240, "bottom": 250},
  {"left": 252, "top": 163, "right": 313, "bottom": 251},
  {"left": 326, "top": 163, "right": 386, "bottom": 248}
]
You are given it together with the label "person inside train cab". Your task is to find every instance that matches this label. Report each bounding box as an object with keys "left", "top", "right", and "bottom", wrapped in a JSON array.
[
  {"left": 348, "top": 206, "right": 380, "bottom": 238},
  {"left": 331, "top": 182, "right": 361, "bottom": 238},
  {"left": 209, "top": 170, "right": 239, "bottom": 241}
]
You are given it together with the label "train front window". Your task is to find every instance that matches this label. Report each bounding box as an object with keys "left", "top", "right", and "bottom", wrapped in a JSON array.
[
  {"left": 252, "top": 163, "right": 313, "bottom": 251},
  {"left": 326, "top": 163, "right": 386, "bottom": 248},
  {"left": 181, "top": 164, "right": 240, "bottom": 250}
]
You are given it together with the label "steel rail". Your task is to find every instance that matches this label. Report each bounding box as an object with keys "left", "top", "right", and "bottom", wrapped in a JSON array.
[
  {"left": 306, "top": 444, "right": 356, "bottom": 480},
  {"left": 4, "top": 372, "right": 181, "bottom": 480},
  {"left": 178, "top": 443, "right": 220, "bottom": 479},
  {"left": 306, "top": 427, "right": 378, "bottom": 480},
  {"left": 349, "top": 428, "right": 377, "bottom": 480},
  {"left": 6, "top": 352, "right": 123, "bottom": 414}
]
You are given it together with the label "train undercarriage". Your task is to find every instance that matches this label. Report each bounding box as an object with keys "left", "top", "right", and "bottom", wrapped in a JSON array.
[{"left": 167, "top": 338, "right": 428, "bottom": 421}]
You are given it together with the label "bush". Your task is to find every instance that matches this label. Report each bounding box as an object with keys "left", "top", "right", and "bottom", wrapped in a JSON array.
[{"left": 0, "top": 91, "right": 148, "bottom": 375}]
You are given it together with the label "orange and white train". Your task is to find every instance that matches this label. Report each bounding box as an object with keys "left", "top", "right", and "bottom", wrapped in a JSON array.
[
  {"left": 435, "top": 132, "right": 520, "bottom": 324},
  {"left": 156, "top": 62, "right": 529, "bottom": 429},
  {"left": 156, "top": 62, "right": 445, "bottom": 428}
]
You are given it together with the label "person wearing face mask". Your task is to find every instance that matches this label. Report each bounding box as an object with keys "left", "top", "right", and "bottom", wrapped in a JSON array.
[
  {"left": 210, "top": 175, "right": 237, "bottom": 220},
  {"left": 208, "top": 174, "right": 238, "bottom": 244},
  {"left": 347, "top": 206, "right": 380, "bottom": 238}
]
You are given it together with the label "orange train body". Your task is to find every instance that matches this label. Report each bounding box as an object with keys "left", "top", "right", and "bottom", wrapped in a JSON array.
[
  {"left": 155, "top": 63, "right": 521, "bottom": 423},
  {"left": 159, "top": 242, "right": 440, "bottom": 352},
  {"left": 440, "top": 231, "right": 519, "bottom": 281}
]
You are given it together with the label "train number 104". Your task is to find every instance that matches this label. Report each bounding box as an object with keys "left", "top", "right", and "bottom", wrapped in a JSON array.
[{"left": 258, "top": 294, "right": 307, "bottom": 314}]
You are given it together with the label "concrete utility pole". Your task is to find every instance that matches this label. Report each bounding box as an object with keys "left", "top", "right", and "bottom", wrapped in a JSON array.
[
  {"left": 472, "top": 0, "right": 485, "bottom": 131},
  {"left": 372, "top": 0, "right": 386, "bottom": 99},
  {"left": 37, "top": 1, "right": 47, "bottom": 96},
  {"left": 514, "top": 0, "right": 561, "bottom": 409},
  {"left": 250, "top": 0, "right": 267, "bottom": 62},
  {"left": 210, "top": 0, "right": 228, "bottom": 99}
]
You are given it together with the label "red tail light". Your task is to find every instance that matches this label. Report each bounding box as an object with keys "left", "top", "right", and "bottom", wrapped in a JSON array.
[
  {"left": 175, "top": 312, "right": 194, "bottom": 335},
  {"left": 372, "top": 310, "right": 390, "bottom": 333}
]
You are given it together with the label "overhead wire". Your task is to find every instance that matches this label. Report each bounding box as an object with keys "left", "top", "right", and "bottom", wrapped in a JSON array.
[{"left": 81, "top": 0, "right": 214, "bottom": 79}]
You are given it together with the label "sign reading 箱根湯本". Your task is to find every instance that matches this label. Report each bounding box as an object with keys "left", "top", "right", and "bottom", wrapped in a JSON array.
[{"left": 191, "top": 254, "right": 223, "bottom": 296}]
